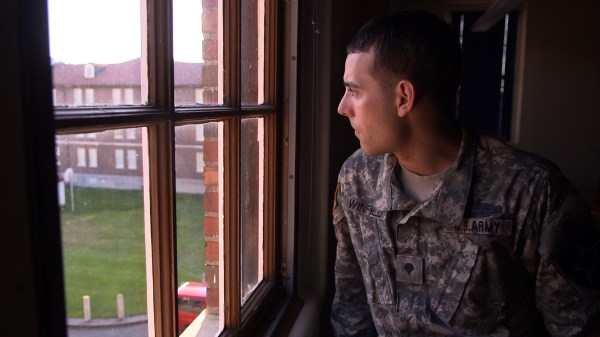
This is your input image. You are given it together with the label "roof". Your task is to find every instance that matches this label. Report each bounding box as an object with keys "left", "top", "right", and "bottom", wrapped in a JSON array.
[{"left": 52, "top": 58, "right": 203, "bottom": 87}]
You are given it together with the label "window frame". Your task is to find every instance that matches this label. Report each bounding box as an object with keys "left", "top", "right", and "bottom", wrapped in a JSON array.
[{"left": 52, "top": 0, "right": 284, "bottom": 335}]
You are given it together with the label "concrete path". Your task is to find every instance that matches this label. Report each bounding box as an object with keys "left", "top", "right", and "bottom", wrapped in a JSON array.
[{"left": 67, "top": 315, "right": 148, "bottom": 337}]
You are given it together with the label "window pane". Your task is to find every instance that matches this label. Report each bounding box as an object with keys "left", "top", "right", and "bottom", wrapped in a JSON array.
[
  {"left": 175, "top": 122, "right": 223, "bottom": 336},
  {"left": 48, "top": 0, "right": 146, "bottom": 107},
  {"left": 173, "top": 0, "right": 223, "bottom": 106},
  {"left": 56, "top": 128, "right": 150, "bottom": 337},
  {"left": 241, "top": 0, "right": 265, "bottom": 105},
  {"left": 240, "top": 117, "right": 264, "bottom": 302}
]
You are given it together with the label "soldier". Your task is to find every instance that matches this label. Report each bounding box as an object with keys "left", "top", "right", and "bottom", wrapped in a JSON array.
[{"left": 331, "top": 10, "right": 600, "bottom": 336}]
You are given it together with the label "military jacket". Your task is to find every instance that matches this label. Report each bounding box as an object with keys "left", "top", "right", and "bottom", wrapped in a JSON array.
[{"left": 331, "top": 131, "right": 599, "bottom": 336}]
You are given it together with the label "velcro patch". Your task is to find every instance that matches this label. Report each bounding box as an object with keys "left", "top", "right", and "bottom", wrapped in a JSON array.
[
  {"left": 397, "top": 255, "right": 423, "bottom": 285},
  {"left": 346, "top": 198, "right": 386, "bottom": 219},
  {"left": 447, "top": 218, "right": 513, "bottom": 236}
]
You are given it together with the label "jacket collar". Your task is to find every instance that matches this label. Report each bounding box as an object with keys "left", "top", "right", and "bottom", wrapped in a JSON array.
[{"left": 376, "top": 130, "right": 474, "bottom": 226}]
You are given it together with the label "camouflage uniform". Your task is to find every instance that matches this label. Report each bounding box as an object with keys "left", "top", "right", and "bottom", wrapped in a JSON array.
[{"left": 331, "top": 131, "right": 600, "bottom": 336}]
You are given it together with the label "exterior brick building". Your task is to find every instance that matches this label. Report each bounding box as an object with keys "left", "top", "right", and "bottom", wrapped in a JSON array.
[{"left": 53, "top": 59, "right": 206, "bottom": 194}]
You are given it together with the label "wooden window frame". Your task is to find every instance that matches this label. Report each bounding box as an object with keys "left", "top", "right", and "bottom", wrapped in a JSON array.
[{"left": 52, "top": 0, "right": 284, "bottom": 335}]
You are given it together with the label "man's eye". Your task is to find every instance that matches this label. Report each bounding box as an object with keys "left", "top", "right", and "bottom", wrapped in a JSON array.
[{"left": 347, "top": 88, "right": 356, "bottom": 96}]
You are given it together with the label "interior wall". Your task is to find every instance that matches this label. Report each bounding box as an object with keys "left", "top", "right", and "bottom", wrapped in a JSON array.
[
  {"left": 1, "top": 0, "right": 66, "bottom": 336},
  {"left": 515, "top": 0, "right": 600, "bottom": 191},
  {"left": 1, "top": 1, "right": 40, "bottom": 335}
]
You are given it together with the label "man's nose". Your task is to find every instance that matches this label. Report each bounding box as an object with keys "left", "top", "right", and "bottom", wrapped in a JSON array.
[{"left": 338, "top": 95, "right": 350, "bottom": 117}]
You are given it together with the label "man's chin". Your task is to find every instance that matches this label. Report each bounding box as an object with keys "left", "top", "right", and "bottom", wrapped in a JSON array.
[{"left": 360, "top": 146, "right": 384, "bottom": 157}]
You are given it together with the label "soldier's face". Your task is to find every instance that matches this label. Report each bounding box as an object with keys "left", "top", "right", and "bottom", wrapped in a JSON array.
[{"left": 338, "top": 50, "right": 404, "bottom": 156}]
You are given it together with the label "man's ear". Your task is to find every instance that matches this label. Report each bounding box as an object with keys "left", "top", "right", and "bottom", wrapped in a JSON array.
[{"left": 395, "top": 80, "right": 415, "bottom": 117}]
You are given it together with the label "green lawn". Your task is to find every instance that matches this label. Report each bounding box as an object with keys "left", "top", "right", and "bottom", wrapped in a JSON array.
[{"left": 60, "top": 187, "right": 205, "bottom": 318}]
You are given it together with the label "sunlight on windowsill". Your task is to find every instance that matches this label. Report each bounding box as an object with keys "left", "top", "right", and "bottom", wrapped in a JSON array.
[{"left": 181, "top": 309, "right": 220, "bottom": 337}]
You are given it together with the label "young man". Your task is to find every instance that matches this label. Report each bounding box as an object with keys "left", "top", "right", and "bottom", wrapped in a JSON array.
[{"left": 331, "top": 10, "right": 599, "bottom": 336}]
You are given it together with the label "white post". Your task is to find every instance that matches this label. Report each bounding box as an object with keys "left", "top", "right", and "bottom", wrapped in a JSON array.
[
  {"left": 117, "top": 294, "right": 125, "bottom": 320},
  {"left": 83, "top": 295, "right": 91, "bottom": 321},
  {"left": 70, "top": 181, "right": 74, "bottom": 212},
  {"left": 58, "top": 180, "right": 65, "bottom": 207}
]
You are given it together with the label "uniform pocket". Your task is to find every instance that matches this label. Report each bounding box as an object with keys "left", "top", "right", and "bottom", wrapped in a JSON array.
[
  {"left": 431, "top": 239, "right": 480, "bottom": 323},
  {"left": 357, "top": 217, "right": 395, "bottom": 305}
]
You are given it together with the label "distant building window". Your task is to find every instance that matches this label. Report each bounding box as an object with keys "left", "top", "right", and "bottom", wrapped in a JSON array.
[
  {"left": 195, "top": 124, "right": 204, "bottom": 142},
  {"left": 114, "top": 129, "right": 124, "bottom": 139},
  {"left": 125, "top": 88, "right": 134, "bottom": 105},
  {"left": 112, "top": 88, "right": 122, "bottom": 105},
  {"left": 127, "top": 149, "right": 138, "bottom": 170},
  {"left": 126, "top": 128, "right": 136, "bottom": 140},
  {"left": 87, "top": 132, "right": 96, "bottom": 139},
  {"left": 195, "top": 88, "right": 204, "bottom": 104},
  {"left": 73, "top": 88, "right": 83, "bottom": 105},
  {"left": 84, "top": 64, "right": 95, "bottom": 78},
  {"left": 77, "top": 147, "right": 87, "bottom": 167},
  {"left": 85, "top": 89, "right": 94, "bottom": 105},
  {"left": 88, "top": 148, "right": 98, "bottom": 168},
  {"left": 53, "top": 89, "right": 65, "bottom": 106},
  {"left": 196, "top": 152, "right": 204, "bottom": 173},
  {"left": 115, "top": 149, "right": 125, "bottom": 169}
]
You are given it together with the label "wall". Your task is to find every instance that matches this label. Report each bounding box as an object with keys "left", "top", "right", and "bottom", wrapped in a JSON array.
[{"left": 515, "top": 0, "right": 600, "bottom": 191}]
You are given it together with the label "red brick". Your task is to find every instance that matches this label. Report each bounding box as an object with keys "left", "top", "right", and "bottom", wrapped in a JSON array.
[
  {"left": 203, "top": 139, "right": 219, "bottom": 161},
  {"left": 204, "top": 216, "right": 219, "bottom": 237},
  {"left": 203, "top": 169, "right": 219, "bottom": 188},
  {"left": 202, "top": 0, "right": 218, "bottom": 11},
  {"left": 202, "top": 12, "right": 218, "bottom": 34},
  {"left": 205, "top": 241, "right": 219, "bottom": 262},
  {"left": 203, "top": 89, "right": 218, "bottom": 104},
  {"left": 204, "top": 190, "right": 219, "bottom": 213},
  {"left": 203, "top": 39, "right": 218, "bottom": 61},
  {"left": 206, "top": 287, "right": 219, "bottom": 309}
]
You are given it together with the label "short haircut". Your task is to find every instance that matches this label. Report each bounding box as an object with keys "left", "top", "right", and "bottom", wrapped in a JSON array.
[{"left": 347, "top": 10, "right": 462, "bottom": 112}]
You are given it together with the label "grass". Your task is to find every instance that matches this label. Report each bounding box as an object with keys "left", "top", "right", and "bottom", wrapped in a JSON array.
[{"left": 61, "top": 187, "right": 205, "bottom": 318}]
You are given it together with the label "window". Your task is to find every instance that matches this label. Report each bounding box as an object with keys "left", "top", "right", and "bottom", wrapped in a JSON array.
[
  {"left": 195, "top": 124, "right": 204, "bottom": 142},
  {"left": 88, "top": 148, "right": 98, "bottom": 168},
  {"left": 76, "top": 147, "right": 86, "bottom": 167},
  {"left": 84, "top": 64, "right": 95, "bottom": 78},
  {"left": 127, "top": 149, "right": 138, "bottom": 170},
  {"left": 49, "top": 0, "right": 285, "bottom": 336},
  {"left": 113, "top": 88, "right": 122, "bottom": 105},
  {"left": 85, "top": 89, "right": 94, "bottom": 105},
  {"left": 126, "top": 128, "right": 137, "bottom": 140},
  {"left": 73, "top": 88, "right": 83, "bottom": 106},
  {"left": 195, "top": 88, "right": 204, "bottom": 105},
  {"left": 452, "top": 11, "right": 519, "bottom": 140},
  {"left": 196, "top": 152, "right": 204, "bottom": 173},
  {"left": 115, "top": 149, "right": 125, "bottom": 169},
  {"left": 125, "top": 88, "right": 135, "bottom": 105}
]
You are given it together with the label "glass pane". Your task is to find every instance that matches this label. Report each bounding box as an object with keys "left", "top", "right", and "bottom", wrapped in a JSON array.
[
  {"left": 175, "top": 122, "right": 224, "bottom": 336},
  {"left": 174, "top": 0, "right": 223, "bottom": 106},
  {"left": 56, "top": 128, "right": 150, "bottom": 336},
  {"left": 48, "top": 0, "right": 146, "bottom": 107},
  {"left": 240, "top": 117, "right": 264, "bottom": 302},
  {"left": 241, "top": 0, "right": 266, "bottom": 105}
]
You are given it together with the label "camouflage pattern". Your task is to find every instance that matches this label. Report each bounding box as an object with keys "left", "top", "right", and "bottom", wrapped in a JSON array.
[{"left": 331, "top": 130, "right": 600, "bottom": 336}]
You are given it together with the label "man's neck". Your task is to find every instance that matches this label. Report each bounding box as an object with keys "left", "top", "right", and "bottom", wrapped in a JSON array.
[{"left": 394, "top": 120, "right": 462, "bottom": 176}]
